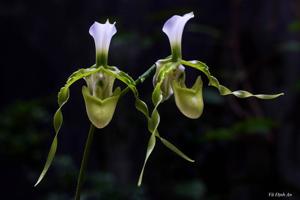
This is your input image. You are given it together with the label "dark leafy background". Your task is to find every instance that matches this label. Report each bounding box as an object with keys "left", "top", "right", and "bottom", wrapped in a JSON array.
[{"left": 1, "top": 0, "right": 300, "bottom": 199}]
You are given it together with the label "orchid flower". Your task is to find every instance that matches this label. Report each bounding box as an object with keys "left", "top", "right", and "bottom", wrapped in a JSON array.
[
  {"left": 82, "top": 21, "right": 120, "bottom": 128},
  {"left": 163, "top": 12, "right": 194, "bottom": 61},
  {"left": 155, "top": 11, "right": 283, "bottom": 116},
  {"left": 35, "top": 20, "right": 139, "bottom": 189},
  {"left": 138, "top": 12, "right": 284, "bottom": 186},
  {"left": 33, "top": 14, "right": 284, "bottom": 191}
]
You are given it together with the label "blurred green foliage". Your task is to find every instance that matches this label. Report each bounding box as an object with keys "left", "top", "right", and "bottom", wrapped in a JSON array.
[
  {"left": 203, "top": 117, "right": 276, "bottom": 141},
  {"left": 45, "top": 155, "right": 147, "bottom": 200},
  {"left": 0, "top": 100, "right": 50, "bottom": 158},
  {"left": 288, "top": 20, "right": 300, "bottom": 32},
  {"left": 0, "top": 100, "right": 149, "bottom": 199},
  {"left": 190, "top": 24, "right": 221, "bottom": 39},
  {"left": 278, "top": 40, "right": 300, "bottom": 52},
  {"left": 174, "top": 179, "right": 206, "bottom": 199},
  {"left": 295, "top": 80, "right": 300, "bottom": 92}
]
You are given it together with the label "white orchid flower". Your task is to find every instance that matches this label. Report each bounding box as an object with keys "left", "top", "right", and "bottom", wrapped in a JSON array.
[
  {"left": 81, "top": 20, "right": 121, "bottom": 128},
  {"left": 152, "top": 12, "right": 194, "bottom": 100},
  {"left": 89, "top": 20, "right": 117, "bottom": 66},
  {"left": 162, "top": 12, "right": 194, "bottom": 61}
]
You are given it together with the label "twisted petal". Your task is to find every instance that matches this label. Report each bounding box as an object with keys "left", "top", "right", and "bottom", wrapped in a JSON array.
[
  {"left": 172, "top": 76, "right": 204, "bottom": 119},
  {"left": 82, "top": 86, "right": 121, "bottom": 129},
  {"left": 181, "top": 59, "right": 284, "bottom": 99},
  {"left": 89, "top": 20, "right": 117, "bottom": 59},
  {"left": 153, "top": 61, "right": 185, "bottom": 100},
  {"left": 152, "top": 57, "right": 172, "bottom": 87},
  {"left": 163, "top": 12, "right": 194, "bottom": 58},
  {"left": 161, "top": 64, "right": 185, "bottom": 99}
]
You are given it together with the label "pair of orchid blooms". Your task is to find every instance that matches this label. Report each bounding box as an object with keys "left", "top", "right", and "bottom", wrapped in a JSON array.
[{"left": 35, "top": 12, "right": 283, "bottom": 188}]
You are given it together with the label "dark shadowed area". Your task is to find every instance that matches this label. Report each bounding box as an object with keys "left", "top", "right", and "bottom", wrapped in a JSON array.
[{"left": 1, "top": 0, "right": 300, "bottom": 199}]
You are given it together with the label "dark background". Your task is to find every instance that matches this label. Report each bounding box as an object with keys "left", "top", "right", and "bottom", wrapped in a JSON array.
[{"left": 1, "top": 0, "right": 300, "bottom": 199}]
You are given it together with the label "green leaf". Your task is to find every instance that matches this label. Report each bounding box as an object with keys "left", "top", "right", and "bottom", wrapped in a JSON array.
[
  {"left": 35, "top": 66, "right": 103, "bottom": 187},
  {"left": 181, "top": 60, "right": 284, "bottom": 99},
  {"left": 138, "top": 133, "right": 156, "bottom": 186}
]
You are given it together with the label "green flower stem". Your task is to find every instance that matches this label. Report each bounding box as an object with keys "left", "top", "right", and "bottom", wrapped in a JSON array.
[
  {"left": 136, "top": 64, "right": 156, "bottom": 84},
  {"left": 75, "top": 124, "right": 95, "bottom": 200},
  {"left": 120, "top": 64, "right": 156, "bottom": 97}
]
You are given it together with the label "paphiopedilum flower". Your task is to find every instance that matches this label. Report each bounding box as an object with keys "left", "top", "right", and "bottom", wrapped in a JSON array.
[
  {"left": 138, "top": 11, "right": 283, "bottom": 186},
  {"left": 153, "top": 12, "right": 204, "bottom": 118},
  {"left": 35, "top": 19, "right": 138, "bottom": 187},
  {"left": 82, "top": 20, "right": 121, "bottom": 128},
  {"left": 152, "top": 12, "right": 194, "bottom": 100},
  {"left": 138, "top": 12, "right": 199, "bottom": 186},
  {"left": 152, "top": 12, "right": 283, "bottom": 119},
  {"left": 35, "top": 14, "right": 283, "bottom": 190}
]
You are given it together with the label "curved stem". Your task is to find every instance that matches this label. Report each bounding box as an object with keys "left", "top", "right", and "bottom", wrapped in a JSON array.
[
  {"left": 120, "top": 64, "right": 156, "bottom": 97},
  {"left": 135, "top": 64, "right": 156, "bottom": 84},
  {"left": 74, "top": 124, "right": 95, "bottom": 200}
]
